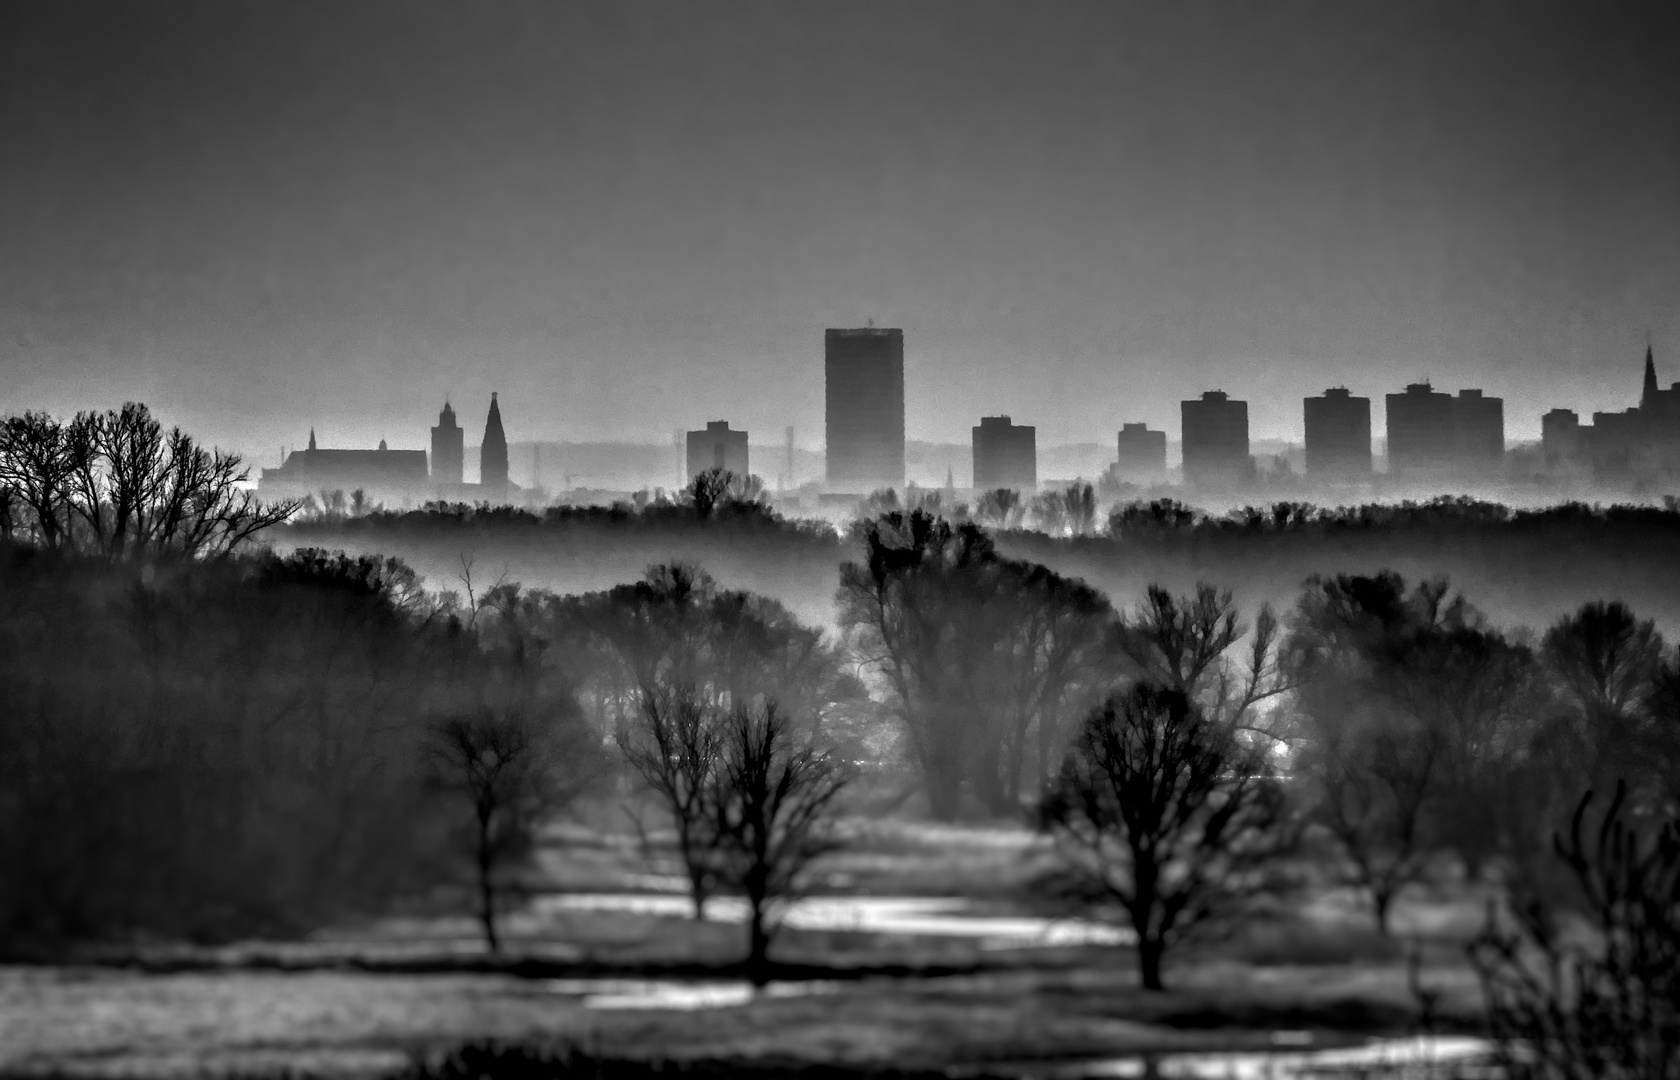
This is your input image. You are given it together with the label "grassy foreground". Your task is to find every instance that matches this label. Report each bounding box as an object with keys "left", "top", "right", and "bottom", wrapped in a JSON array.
[{"left": 1, "top": 819, "right": 1493, "bottom": 1078}]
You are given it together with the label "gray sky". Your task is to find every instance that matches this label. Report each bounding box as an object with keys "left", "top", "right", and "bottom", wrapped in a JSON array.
[{"left": 3, "top": 1, "right": 1678, "bottom": 464}]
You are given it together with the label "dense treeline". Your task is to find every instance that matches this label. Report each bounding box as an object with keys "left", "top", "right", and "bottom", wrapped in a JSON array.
[{"left": 279, "top": 493, "right": 1680, "bottom": 637}]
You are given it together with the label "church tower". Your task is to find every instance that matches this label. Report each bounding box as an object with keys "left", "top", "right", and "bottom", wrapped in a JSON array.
[
  {"left": 1642, "top": 346, "right": 1660, "bottom": 412},
  {"left": 481, "top": 392, "right": 509, "bottom": 494},
  {"left": 430, "top": 400, "right": 464, "bottom": 485}
]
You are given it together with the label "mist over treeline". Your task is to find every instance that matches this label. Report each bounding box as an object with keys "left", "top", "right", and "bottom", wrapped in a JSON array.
[{"left": 284, "top": 490, "right": 1680, "bottom": 636}]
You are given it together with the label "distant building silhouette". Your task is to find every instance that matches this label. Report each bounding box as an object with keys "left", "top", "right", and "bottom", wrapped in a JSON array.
[
  {"left": 481, "top": 393, "right": 509, "bottom": 494},
  {"left": 1541, "top": 408, "right": 1585, "bottom": 471},
  {"left": 1385, "top": 383, "right": 1457, "bottom": 476},
  {"left": 1452, "top": 389, "right": 1504, "bottom": 474},
  {"left": 1115, "top": 422, "right": 1167, "bottom": 479},
  {"left": 431, "top": 400, "right": 464, "bottom": 485},
  {"left": 1303, "top": 388, "right": 1372, "bottom": 479},
  {"left": 1544, "top": 347, "right": 1680, "bottom": 481},
  {"left": 1385, "top": 382, "right": 1504, "bottom": 478},
  {"left": 972, "top": 415, "right": 1036, "bottom": 491},
  {"left": 825, "top": 327, "right": 905, "bottom": 493},
  {"left": 1181, "top": 391, "right": 1251, "bottom": 488},
  {"left": 258, "top": 427, "right": 429, "bottom": 502},
  {"left": 686, "top": 420, "right": 749, "bottom": 481}
]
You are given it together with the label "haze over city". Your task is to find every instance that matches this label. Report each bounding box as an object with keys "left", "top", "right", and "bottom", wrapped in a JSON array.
[{"left": 4, "top": 1, "right": 1678, "bottom": 462}]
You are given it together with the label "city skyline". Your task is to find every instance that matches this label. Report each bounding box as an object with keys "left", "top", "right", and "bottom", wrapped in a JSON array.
[{"left": 3, "top": 2, "right": 1677, "bottom": 464}]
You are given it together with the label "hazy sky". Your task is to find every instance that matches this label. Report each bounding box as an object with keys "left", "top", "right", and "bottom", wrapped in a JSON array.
[{"left": 3, "top": 1, "right": 1678, "bottom": 463}]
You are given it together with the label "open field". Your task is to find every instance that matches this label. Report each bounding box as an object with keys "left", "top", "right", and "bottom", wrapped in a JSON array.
[{"left": 3, "top": 820, "right": 1496, "bottom": 1079}]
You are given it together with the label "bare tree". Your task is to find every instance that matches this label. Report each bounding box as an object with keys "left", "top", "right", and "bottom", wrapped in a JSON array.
[
  {"left": 975, "top": 487, "right": 1024, "bottom": 530},
  {"left": 618, "top": 685, "right": 725, "bottom": 919},
  {"left": 1041, "top": 683, "right": 1293, "bottom": 990},
  {"left": 1029, "top": 481, "right": 1098, "bottom": 538},
  {"left": 1540, "top": 601, "right": 1668, "bottom": 805},
  {"left": 1289, "top": 572, "right": 1544, "bottom": 921},
  {"left": 1308, "top": 705, "right": 1440, "bottom": 934},
  {"left": 1, "top": 404, "right": 295, "bottom": 558},
  {"left": 428, "top": 706, "right": 582, "bottom": 953},
  {"left": 1469, "top": 783, "right": 1680, "bottom": 1080},
  {"left": 687, "top": 467, "right": 733, "bottom": 518},
  {"left": 709, "top": 700, "right": 852, "bottom": 986},
  {"left": 0, "top": 411, "right": 73, "bottom": 549},
  {"left": 1116, "top": 583, "right": 1292, "bottom": 737}
]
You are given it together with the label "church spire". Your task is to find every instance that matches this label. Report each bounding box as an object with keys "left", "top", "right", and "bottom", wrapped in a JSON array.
[
  {"left": 481, "top": 392, "right": 509, "bottom": 494},
  {"left": 308, "top": 427, "right": 317, "bottom": 451},
  {"left": 1642, "top": 345, "right": 1659, "bottom": 411}
]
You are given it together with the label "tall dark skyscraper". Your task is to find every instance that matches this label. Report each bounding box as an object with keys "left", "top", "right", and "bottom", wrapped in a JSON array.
[
  {"left": 480, "top": 392, "right": 508, "bottom": 493},
  {"left": 972, "top": 415, "right": 1037, "bottom": 491},
  {"left": 1181, "top": 391, "right": 1251, "bottom": 488},
  {"left": 824, "top": 328, "right": 905, "bottom": 493},
  {"left": 430, "top": 400, "right": 464, "bottom": 485},
  {"left": 1303, "top": 388, "right": 1372, "bottom": 479}
]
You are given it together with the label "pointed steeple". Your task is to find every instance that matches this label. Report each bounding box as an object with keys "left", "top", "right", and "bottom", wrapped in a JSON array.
[
  {"left": 481, "top": 392, "right": 509, "bottom": 493},
  {"left": 308, "top": 428, "right": 317, "bottom": 451},
  {"left": 1642, "top": 345, "right": 1659, "bottom": 411}
]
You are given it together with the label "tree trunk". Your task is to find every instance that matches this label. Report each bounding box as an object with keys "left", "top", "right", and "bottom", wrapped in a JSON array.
[
  {"left": 746, "top": 901, "right": 771, "bottom": 987},
  {"left": 1373, "top": 887, "right": 1393, "bottom": 937},
  {"left": 476, "top": 817, "right": 500, "bottom": 954},
  {"left": 1138, "top": 935, "right": 1166, "bottom": 991}
]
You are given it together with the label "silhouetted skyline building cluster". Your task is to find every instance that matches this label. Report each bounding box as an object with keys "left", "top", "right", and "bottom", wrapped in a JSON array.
[
  {"left": 972, "top": 415, "right": 1037, "bottom": 491},
  {"left": 1542, "top": 348, "right": 1680, "bottom": 483},
  {"left": 256, "top": 334, "right": 1675, "bottom": 506},
  {"left": 1383, "top": 383, "right": 1504, "bottom": 480},
  {"left": 260, "top": 394, "right": 517, "bottom": 504}
]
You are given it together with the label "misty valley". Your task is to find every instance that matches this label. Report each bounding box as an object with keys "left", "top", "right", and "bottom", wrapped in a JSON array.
[{"left": 3, "top": 405, "right": 1678, "bottom": 1080}]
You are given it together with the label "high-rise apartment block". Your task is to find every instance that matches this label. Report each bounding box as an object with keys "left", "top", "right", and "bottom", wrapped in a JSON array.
[
  {"left": 1541, "top": 408, "right": 1585, "bottom": 470},
  {"left": 972, "top": 415, "right": 1037, "bottom": 491},
  {"left": 430, "top": 400, "right": 464, "bottom": 484},
  {"left": 1385, "top": 382, "right": 1504, "bottom": 477},
  {"left": 1452, "top": 389, "right": 1504, "bottom": 472},
  {"left": 1384, "top": 383, "right": 1457, "bottom": 475},
  {"left": 1116, "top": 422, "right": 1167, "bottom": 479},
  {"left": 824, "top": 327, "right": 905, "bottom": 493},
  {"left": 686, "top": 420, "right": 749, "bottom": 480},
  {"left": 1303, "top": 388, "right": 1372, "bottom": 479},
  {"left": 1181, "top": 391, "right": 1251, "bottom": 487}
]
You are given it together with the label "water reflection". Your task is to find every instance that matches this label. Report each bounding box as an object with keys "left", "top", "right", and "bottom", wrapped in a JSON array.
[
  {"left": 533, "top": 893, "right": 1129, "bottom": 946},
  {"left": 544, "top": 977, "right": 839, "bottom": 1010},
  {"left": 1052, "top": 1035, "right": 1495, "bottom": 1078}
]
